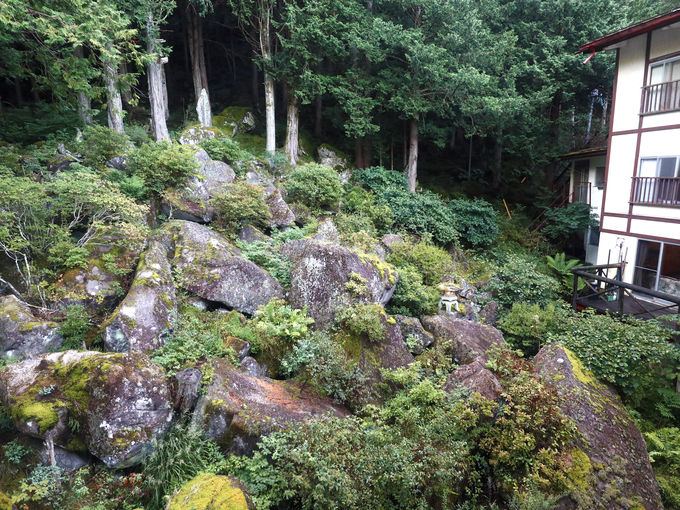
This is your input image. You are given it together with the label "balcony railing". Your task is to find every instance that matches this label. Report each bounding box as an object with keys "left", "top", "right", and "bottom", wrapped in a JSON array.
[
  {"left": 631, "top": 176, "right": 680, "bottom": 206},
  {"left": 641, "top": 79, "right": 680, "bottom": 114}
]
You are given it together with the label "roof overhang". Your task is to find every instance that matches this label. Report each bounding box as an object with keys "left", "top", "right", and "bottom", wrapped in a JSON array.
[
  {"left": 579, "top": 8, "right": 680, "bottom": 54},
  {"left": 560, "top": 147, "right": 608, "bottom": 161}
]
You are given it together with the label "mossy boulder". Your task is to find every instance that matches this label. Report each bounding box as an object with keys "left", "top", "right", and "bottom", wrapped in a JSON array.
[
  {"left": 534, "top": 344, "right": 662, "bottom": 510},
  {"left": 422, "top": 315, "right": 505, "bottom": 364},
  {"left": 193, "top": 358, "right": 348, "bottom": 455},
  {"left": 0, "top": 295, "right": 62, "bottom": 360},
  {"left": 178, "top": 124, "right": 220, "bottom": 145},
  {"left": 442, "top": 356, "right": 502, "bottom": 400},
  {"left": 317, "top": 144, "right": 351, "bottom": 182},
  {"left": 283, "top": 240, "right": 398, "bottom": 328},
  {"left": 168, "top": 474, "right": 255, "bottom": 510},
  {"left": 164, "top": 221, "right": 284, "bottom": 315},
  {"left": 265, "top": 188, "right": 296, "bottom": 228},
  {"left": 103, "top": 240, "right": 177, "bottom": 353},
  {"left": 162, "top": 150, "right": 236, "bottom": 223},
  {"left": 0, "top": 350, "right": 173, "bottom": 468},
  {"left": 393, "top": 315, "right": 433, "bottom": 355},
  {"left": 213, "top": 106, "right": 256, "bottom": 138}
]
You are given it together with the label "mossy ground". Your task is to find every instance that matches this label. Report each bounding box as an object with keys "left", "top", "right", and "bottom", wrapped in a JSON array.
[{"left": 168, "top": 473, "right": 251, "bottom": 510}]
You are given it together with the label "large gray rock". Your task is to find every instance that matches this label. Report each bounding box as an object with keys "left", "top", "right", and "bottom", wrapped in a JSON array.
[
  {"left": 193, "top": 359, "right": 348, "bottom": 455},
  {"left": 0, "top": 295, "right": 62, "bottom": 360},
  {"left": 165, "top": 221, "right": 284, "bottom": 314},
  {"left": 196, "top": 88, "right": 212, "bottom": 127},
  {"left": 284, "top": 240, "right": 398, "bottom": 328},
  {"left": 103, "top": 240, "right": 177, "bottom": 353},
  {"left": 394, "top": 315, "right": 434, "bottom": 356},
  {"left": 265, "top": 188, "right": 296, "bottom": 228},
  {"left": 422, "top": 315, "right": 504, "bottom": 364},
  {"left": 178, "top": 125, "right": 218, "bottom": 145},
  {"left": 162, "top": 154, "right": 236, "bottom": 223},
  {"left": 442, "top": 357, "right": 502, "bottom": 400},
  {"left": 0, "top": 350, "right": 173, "bottom": 468},
  {"left": 534, "top": 345, "right": 663, "bottom": 510}
]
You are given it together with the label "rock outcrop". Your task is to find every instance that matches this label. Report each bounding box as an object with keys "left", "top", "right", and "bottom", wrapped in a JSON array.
[
  {"left": 284, "top": 240, "right": 397, "bottom": 328},
  {"left": 442, "top": 357, "right": 502, "bottom": 400},
  {"left": 422, "top": 315, "right": 504, "bottom": 364},
  {"left": 162, "top": 150, "right": 236, "bottom": 223},
  {"left": 103, "top": 240, "right": 177, "bottom": 353},
  {"left": 193, "top": 359, "right": 348, "bottom": 454},
  {"left": 168, "top": 474, "right": 255, "bottom": 510},
  {"left": 0, "top": 350, "right": 173, "bottom": 469},
  {"left": 393, "top": 315, "right": 433, "bottom": 355},
  {"left": 265, "top": 188, "right": 296, "bottom": 228},
  {"left": 0, "top": 295, "right": 62, "bottom": 360},
  {"left": 534, "top": 344, "right": 662, "bottom": 510},
  {"left": 178, "top": 125, "right": 219, "bottom": 145},
  {"left": 166, "top": 221, "right": 284, "bottom": 314}
]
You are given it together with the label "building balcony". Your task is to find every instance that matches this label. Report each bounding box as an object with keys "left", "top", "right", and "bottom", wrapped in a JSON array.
[
  {"left": 641, "top": 79, "right": 680, "bottom": 114},
  {"left": 631, "top": 176, "right": 680, "bottom": 206}
]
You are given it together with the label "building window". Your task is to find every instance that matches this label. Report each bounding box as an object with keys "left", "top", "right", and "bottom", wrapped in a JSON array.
[
  {"left": 633, "top": 240, "right": 680, "bottom": 297},
  {"left": 595, "top": 166, "right": 605, "bottom": 189},
  {"left": 631, "top": 156, "right": 680, "bottom": 206},
  {"left": 588, "top": 225, "right": 600, "bottom": 246},
  {"left": 642, "top": 57, "right": 680, "bottom": 113}
]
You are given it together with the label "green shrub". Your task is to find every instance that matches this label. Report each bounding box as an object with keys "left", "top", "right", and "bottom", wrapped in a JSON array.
[
  {"left": 378, "top": 186, "right": 459, "bottom": 245},
  {"left": 127, "top": 141, "right": 198, "bottom": 195},
  {"left": 252, "top": 298, "right": 314, "bottom": 375},
  {"left": 105, "top": 169, "right": 148, "bottom": 201},
  {"left": 59, "top": 305, "right": 92, "bottom": 350},
  {"left": 75, "top": 125, "right": 132, "bottom": 169},
  {"left": 386, "top": 264, "right": 440, "bottom": 318},
  {"left": 545, "top": 252, "right": 584, "bottom": 294},
  {"left": 498, "top": 302, "right": 561, "bottom": 356},
  {"left": 486, "top": 254, "right": 560, "bottom": 310},
  {"left": 285, "top": 163, "right": 343, "bottom": 211},
  {"left": 211, "top": 181, "right": 271, "bottom": 235},
  {"left": 280, "top": 331, "right": 369, "bottom": 408},
  {"left": 546, "top": 310, "right": 677, "bottom": 404},
  {"left": 142, "top": 423, "right": 226, "bottom": 510},
  {"left": 236, "top": 239, "right": 291, "bottom": 287},
  {"left": 387, "top": 240, "right": 453, "bottom": 286},
  {"left": 335, "top": 303, "right": 387, "bottom": 343},
  {"left": 150, "top": 311, "right": 239, "bottom": 375},
  {"left": 340, "top": 186, "right": 393, "bottom": 233},
  {"left": 199, "top": 137, "right": 247, "bottom": 164},
  {"left": 353, "top": 166, "right": 408, "bottom": 192},
  {"left": 448, "top": 198, "right": 499, "bottom": 248},
  {"left": 541, "top": 202, "right": 596, "bottom": 242},
  {"left": 125, "top": 122, "right": 152, "bottom": 146}
]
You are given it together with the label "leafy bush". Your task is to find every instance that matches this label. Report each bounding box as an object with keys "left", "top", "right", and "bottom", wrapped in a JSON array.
[
  {"left": 335, "top": 303, "right": 387, "bottom": 343},
  {"left": 59, "top": 305, "right": 92, "bottom": 350},
  {"left": 125, "top": 122, "right": 152, "bottom": 146},
  {"left": 280, "top": 331, "right": 369, "bottom": 408},
  {"left": 211, "top": 181, "right": 271, "bottom": 235},
  {"left": 142, "top": 423, "right": 226, "bottom": 510},
  {"left": 353, "top": 166, "right": 408, "bottom": 192},
  {"left": 106, "top": 169, "right": 148, "bottom": 201},
  {"left": 285, "top": 163, "right": 343, "bottom": 211},
  {"left": 486, "top": 254, "right": 560, "bottom": 310},
  {"left": 340, "top": 186, "right": 393, "bottom": 233},
  {"left": 541, "top": 202, "right": 596, "bottom": 242},
  {"left": 378, "top": 186, "right": 459, "bottom": 245},
  {"left": 546, "top": 310, "right": 677, "bottom": 403},
  {"left": 498, "top": 302, "right": 561, "bottom": 355},
  {"left": 151, "top": 311, "right": 239, "bottom": 375},
  {"left": 387, "top": 239, "right": 453, "bottom": 286},
  {"left": 386, "top": 264, "right": 440, "bottom": 318},
  {"left": 127, "top": 141, "right": 198, "bottom": 195},
  {"left": 545, "top": 252, "right": 583, "bottom": 294},
  {"left": 448, "top": 198, "right": 499, "bottom": 248},
  {"left": 252, "top": 298, "right": 314, "bottom": 375},
  {"left": 75, "top": 125, "right": 132, "bottom": 169},
  {"left": 199, "top": 137, "right": 247, "bottom": 164},
  {"left": 236, "top": 239, "right": 291, "bottom": 287}
]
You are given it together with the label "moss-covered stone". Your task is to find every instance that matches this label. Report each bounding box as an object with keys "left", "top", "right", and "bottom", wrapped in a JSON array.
[
  {"left": 0, "top": 491, "right": 11, "bottom": 510},
  {"left": 168, "top": 474, "right": 255, "bottom": 510},
  {"left": 0, "top": 295, "right": 63, "bottom": 360}
]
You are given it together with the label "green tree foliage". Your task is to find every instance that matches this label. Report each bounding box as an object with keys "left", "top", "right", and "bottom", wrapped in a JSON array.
[
  {"left": 541, "top": 202, "right": 596, "bottom": 243},
  {"left": 75, "top": 125, "right": 132, "bottom": 168},
  {"left": 448, "top": 198, "right": 499, "bottom": 248},
  {"left": 127, "top": 142, "right": 198, "bottom": 196},
  {"left": 211, "top": 181, "right": 272, "bottom": 235},
  {"left": 486, "top": 254, "right": 561, "bottom": 310}
]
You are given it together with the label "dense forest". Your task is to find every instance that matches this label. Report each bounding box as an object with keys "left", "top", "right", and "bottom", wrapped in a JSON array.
[{"left": 1, "top": 0, "right": 679, "bottom": 509}]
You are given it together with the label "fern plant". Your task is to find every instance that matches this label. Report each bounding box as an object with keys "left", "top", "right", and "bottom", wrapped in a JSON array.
[
  {"left": 644, "top": 427, "right": 680, "bottom": 509},
  {"left": 546, "top": 253, "right": 584, "bottom": 294}
]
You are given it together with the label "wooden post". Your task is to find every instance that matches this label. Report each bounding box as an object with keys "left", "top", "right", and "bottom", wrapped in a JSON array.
[
  {"left": 572, "top": 273, "right": 579, "bottom": 310},
  {"left": 618, "top": 285, "right": 624, "bottom": 315}
]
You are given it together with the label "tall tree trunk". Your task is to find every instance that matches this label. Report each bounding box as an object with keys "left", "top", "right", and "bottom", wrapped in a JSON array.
[
  {"left": 406, "top": 118, "right": 418, "bottom": 192},
  {"left": 119, "top": 61, "right": 133, "bottom": 108},
  {"left": 314, "top": 94, "right": 323, "bottom": 139},
  {"left": 161, "top": 65, "right": 169, "bottom": 120},
  {"left": 251, "top": 61, "right": 260, "bottom": 111},
  {"left": 74, "top": 47, "right": 92, "bottom": 125},
  {"left": 147, "top": 15, "right": 170, "bottom": 142},
  {"left": 355, "top": 139, "right": 364, "bottom": 168},
  {"left": 14, "top": 79, "right": 24, "bottom": 106},
  {"left": 285, "top": 90, "right": 300, "bottom": 164},
  {"left": 492, "top": 134, "right": 503, "bottom": 189},
  {"left": 103, "top": 45, "right": 124, "bottom": 132},
  {"left": 261, "top": 6, "right": 276, "bottom": 153},
  {"left": 187, "top": 8, "right": 209, "bottom": 101}
]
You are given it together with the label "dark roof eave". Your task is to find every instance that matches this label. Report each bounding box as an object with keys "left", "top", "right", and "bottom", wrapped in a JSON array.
[
  {"left": 561, "top": 147, "right": 608, "bottom": 160},
  {"left": 579, "top": 8, "right": 680, "bottom": 53}
]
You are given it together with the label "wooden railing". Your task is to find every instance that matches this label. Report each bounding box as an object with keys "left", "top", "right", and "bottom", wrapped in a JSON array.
[
  {"left": 571, "top": 263, "right": 680, "bottom": 319},
  {"left": 641, "top": 79, "right": 680, "bottom": 114},
  {"left": 631, "top": 176, "right": 680, "bottom": 206}
]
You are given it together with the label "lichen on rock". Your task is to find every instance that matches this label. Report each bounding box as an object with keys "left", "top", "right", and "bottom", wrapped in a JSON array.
[
  {"left": 0, "top": 295, "right": 62, "bottom": 360},
  {"left": 168, "top": 474, "right": 255, "bottom": 510}
]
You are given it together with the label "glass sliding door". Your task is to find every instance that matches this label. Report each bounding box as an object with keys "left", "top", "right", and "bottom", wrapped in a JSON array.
[
  {"left": 634, "top": 240, "right": 680, "bottom": 298},
  {"left": 634, "top": 240, "right": 660, "bottom": 290},
  {"left": 658, "top": 243, "right": 680, "bottom": 298}
]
